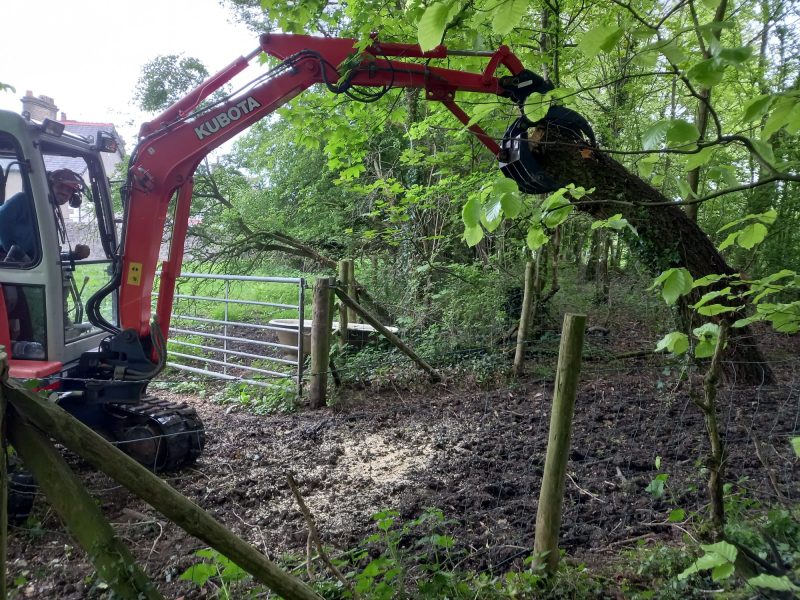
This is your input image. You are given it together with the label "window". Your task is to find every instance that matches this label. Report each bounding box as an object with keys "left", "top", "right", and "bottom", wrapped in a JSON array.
[{"left": 0, "top": 132, "right": 40, "bottom": 267}]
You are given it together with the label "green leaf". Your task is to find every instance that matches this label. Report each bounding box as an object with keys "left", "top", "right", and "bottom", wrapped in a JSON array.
[
  {"left": 638, "top": 154, "right": 660, "bottom": 177},
  {"left": 484, "top": 196, "right": 503, "bottom": 228},
  {"left": 742, "top": 94, "right": 775, "bottom": 123},
  {"left": 418, "top": 1, "right": 451, "bottom": 51},
  {"left": 717, "top": 46, "right": 753, "bottom": 66},
  {"left": 462, "top": 196, "right": 482, "bottom": 228},
  {"left": 661, "top": 41, "right": 687, "bottom": 64},
  {"left": 180, "top": 563, "right": 217, "bottom": 587},
  {"left": 526, "top": 226, "right": 549, "bottom": 250},
  {"left": 737, "top": 223, "right": 768, "bottom": 249},
  {"left": 668, "top": 508, "right": 686, "bottom": 522},
  {"left": 684, "top": 147, "right": 714, "bottom": 171},
  {"left": 693, "top": 287, "right": 731, "bottom": 309},
  {"left": 492, "top": 0, "right": 529, "bottom": 36},
  {"left": 643, "top": 120, "right": 670, "bottom": 150},
  {"left": 523, "top": 92, "right": 550, "bottom": 121},
  {"left": 659, "top": 268, "right": 694, "bottom": 304},
  {"left": 687, "top": 58, "right": 725, "bottom": 88},
  {"left": 762, "top": 96, "right": 798, "bottom": 138},
  {"left": 718, "top": 231, "right": 738, "bottom": 251},
  {"left": 666, "top": 120, "right": 700, "bottom": 145},
  {"left": 464, "top": 225, "right": 484, "bottom": 247},
  {"left": 748, "top": 574, "right": 800, "bottom": 591},
  {"left": 501, "top": 191, "right": 523, "bottom": 218},
  {"left": 655, "top": 331, "right": 689, "bottom": 355},
  {"left": 711, "top": 562, "right": 735, "bottom": 581},
  {"left": 696, "top": 303, "right": 742, "bottom": 316},
  {"left": 579, "top": 25, "right": 625, "bottom": 58},
  {"left": 700, "top": 541, "right": 738, "bottom": 564},
  {"left": 693, "top": 274, "right": 727, "bottom": 288},
  {"left": 750, "top": 138, "right": 775, "bottom": 166},
  {"left": 791, "top": 438, "right": 800, "bottom": 457}
]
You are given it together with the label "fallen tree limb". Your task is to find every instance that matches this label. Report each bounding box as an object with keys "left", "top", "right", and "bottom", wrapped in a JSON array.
[{"left": 4, "top": 378, "right": 322, "bottom": 600}]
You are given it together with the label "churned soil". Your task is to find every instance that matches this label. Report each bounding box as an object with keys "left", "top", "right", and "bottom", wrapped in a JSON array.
[{"left": 6, "top": 333, "right": 800, "bottom": 598}]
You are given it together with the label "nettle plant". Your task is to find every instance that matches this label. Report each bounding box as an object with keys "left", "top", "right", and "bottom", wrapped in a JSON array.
[{"left": 652, "top": 209, "right": 800, "bottom": 357}]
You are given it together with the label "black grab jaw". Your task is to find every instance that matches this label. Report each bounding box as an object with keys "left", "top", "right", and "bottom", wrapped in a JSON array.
[{"left": 498, "top": 108, "right": 596, "bottom": 195}]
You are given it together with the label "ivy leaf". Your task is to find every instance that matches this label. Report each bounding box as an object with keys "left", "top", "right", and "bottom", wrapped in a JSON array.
[
  {"left": 667, "top": 119, "right": 700, "bottom": 145},
  {"left": 492, "top": 0, "right": 529, "bottom": 36},
  {"left": 737, "top": 223, "right": 768, "bottom": 249},
  {"left": 655, "top": 331, "right": 689, "bottom": 355},
  {"left": 742, "top": 94, "right": 775, "bottom": 123},
  {"left": 687, "top": 58, "right": 725, "bottom": 88},
  {"left": 526, "top": 226, "right": 549, "bottom": 250},
  {"left": 464, "top": 225, "right": 484, "bottom": 247},
  {"left": 462, "top": 196, "right": 482, "bottom": 228},
  {"left": 418, "top": 1, "right": 451, "bottom": 51}
]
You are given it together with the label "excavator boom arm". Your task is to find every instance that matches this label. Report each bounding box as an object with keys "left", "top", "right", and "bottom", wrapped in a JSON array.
[{"left": 119, "top": 33, "right": 533, "bottom": 342}]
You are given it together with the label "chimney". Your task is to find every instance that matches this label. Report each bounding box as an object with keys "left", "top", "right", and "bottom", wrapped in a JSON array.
[{"left": 20, "top": 92, "right": 58, "bottom": 122}]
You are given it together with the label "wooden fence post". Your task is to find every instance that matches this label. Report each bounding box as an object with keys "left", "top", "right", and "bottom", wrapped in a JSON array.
[
  {"left": 512, "top": 261, "right": 535, "bottom": 376},
  {"left": 338, "top": 261, "right": 349, "bottom": 349},
  {"left": 310, "top": 277, "right": 334, "bottom": 409},
  {"left": 533, "top": 313, "right": 586, "bottom": 573},
  {"left": 345, "top": 259, "right": 357, "bottom": 323}
]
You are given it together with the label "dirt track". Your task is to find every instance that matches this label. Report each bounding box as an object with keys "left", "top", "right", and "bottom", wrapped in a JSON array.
[{"left": 7, "top": 341, "right": 800, "bottom": 598}]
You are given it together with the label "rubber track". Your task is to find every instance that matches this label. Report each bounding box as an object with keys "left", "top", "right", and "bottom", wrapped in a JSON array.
[{"left": 108, "top": 396, "right": 206, "bottom": 472}]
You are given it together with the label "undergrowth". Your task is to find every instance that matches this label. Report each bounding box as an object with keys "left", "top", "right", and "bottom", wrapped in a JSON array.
[{"left": 177, "top": 485, "right": 800, "bottom": 599}]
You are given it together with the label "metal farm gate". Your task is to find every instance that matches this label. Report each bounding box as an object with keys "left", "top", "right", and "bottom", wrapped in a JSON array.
[{"left": 154, "top": 273, "right": 307, "bottom": 391}]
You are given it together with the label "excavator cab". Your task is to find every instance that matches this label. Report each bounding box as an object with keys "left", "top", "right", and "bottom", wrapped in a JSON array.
[{"left": 0, "top": 112, "right": 118, "bottom": 379}]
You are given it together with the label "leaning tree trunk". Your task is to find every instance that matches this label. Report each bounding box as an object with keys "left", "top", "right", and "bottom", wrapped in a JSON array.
[{"left": 531, "top": 127, "right": 774, "bottom": 384}]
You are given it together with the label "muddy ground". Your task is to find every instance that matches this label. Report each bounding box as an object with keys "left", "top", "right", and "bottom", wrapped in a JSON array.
[{"left": 6, "top": 331, "right": 800, "bottom": 598}]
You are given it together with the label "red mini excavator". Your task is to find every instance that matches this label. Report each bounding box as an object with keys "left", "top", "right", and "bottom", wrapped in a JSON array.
[{"left": 0, "top": 33, "right": 593, "bottom": 473}]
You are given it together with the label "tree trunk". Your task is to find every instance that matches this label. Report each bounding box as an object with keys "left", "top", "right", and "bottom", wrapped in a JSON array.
[{"left": 531, "top": 130, "right": 774, "bottom": 384}]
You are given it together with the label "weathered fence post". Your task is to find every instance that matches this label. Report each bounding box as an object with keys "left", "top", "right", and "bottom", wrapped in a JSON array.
[
  {"left": 338, "top": 260, "right": 350, "bottom": 349},
  {"left": 345, "top": 259, "right": 357, "bottom": 323},
  {"left": 533, "top": 313, "right": 586, "bottom": 573},
  {"left": 512, "top": 261, "right": 535, "bottom": 376},
  {"left": 0, "top": 350, "right": 6, "bottom": 600},
  {"left": 310, "top": 277, "right": 334, "bottom": 409},
  {"left": 334, "top": 288, "right": 441, "bottom": 383}
]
